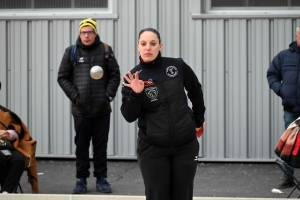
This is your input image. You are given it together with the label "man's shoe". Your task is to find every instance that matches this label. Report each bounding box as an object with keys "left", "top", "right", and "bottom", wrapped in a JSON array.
[
  {"left": 96, "top": 177, "right": 112, "bottom": 193},
  {"left": 277, "top": 174, "right": 295, "bottom": 189},
  {"left": 73, "top": 178, "right": 87, "bottom": 194}
]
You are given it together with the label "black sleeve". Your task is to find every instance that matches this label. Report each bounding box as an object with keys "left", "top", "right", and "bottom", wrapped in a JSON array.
[
  {"left": 105, "top": 46, "right": 121, "bottom": 99},
  {"left": 120, "top": 75, "right": 144, "bottom": 123},
  {"left": 183, "top": 63, "right": 206, "bottom": 127},
  {"left": 266, "top": 53, "right": 282, "bottom": 96},
  {"left": 57, "top": 46, "right": 78, "bottom": 103}
]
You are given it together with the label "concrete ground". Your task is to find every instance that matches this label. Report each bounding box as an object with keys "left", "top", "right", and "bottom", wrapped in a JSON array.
[{"left": 5, "top": 159, "right": 300, "bottom": 199}]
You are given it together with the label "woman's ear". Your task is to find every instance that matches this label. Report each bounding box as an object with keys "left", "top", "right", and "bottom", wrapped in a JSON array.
[{"left": 159, "top": 42, "right": 163, "bottom": 50}]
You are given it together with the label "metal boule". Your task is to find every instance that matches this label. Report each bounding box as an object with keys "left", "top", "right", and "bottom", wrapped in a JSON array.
[{"left": 90, "top": 65, "right": 104, "bottom": 80}]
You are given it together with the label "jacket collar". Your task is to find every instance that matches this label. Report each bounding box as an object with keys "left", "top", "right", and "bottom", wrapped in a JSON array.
[
  {"left": 139, "top": 52, "right": 162, "bottom": 68},
  {"left": 76, "top": 35, "right": 101, "bottom": 50},
  {"left": 289, "top": 41, "right": 300, "bottom": 52}
]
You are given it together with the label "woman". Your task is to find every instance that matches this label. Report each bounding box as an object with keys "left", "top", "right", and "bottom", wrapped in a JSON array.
[
  {"left": 0, "top": 128, "right": 24, "bottom": 194},
  {"left": 0, "top": 82, "right": 39, "bottom": 194},
  {"left": 121, "top": 28, "right": 205, "bottom": 200}
]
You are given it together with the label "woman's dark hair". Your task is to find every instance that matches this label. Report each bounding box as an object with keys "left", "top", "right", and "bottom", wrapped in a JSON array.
[{"left": 138, "top": 28, "right": 161, "bottom": 43}]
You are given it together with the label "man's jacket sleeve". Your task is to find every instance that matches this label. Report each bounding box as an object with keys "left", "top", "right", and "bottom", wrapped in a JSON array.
[
  {"left": 105, "top": 46, "right": 121, "bottom": 99},
  {"left": 267, "top": 53, "right": 282, "bottom": 96},
  {"left": 57, "top": 46, "right": 78, "bottom": 103}
]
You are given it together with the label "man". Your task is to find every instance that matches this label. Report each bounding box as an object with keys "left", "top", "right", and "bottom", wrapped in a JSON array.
[
  {"left": 0, "top": 81, "right": 39, "bottom": 194},
  {"left": 267, "top": 25, "right": 300, "bottom": 189},
  {"left": 57, "top": 18, "right": 121, "bottom": 194}
]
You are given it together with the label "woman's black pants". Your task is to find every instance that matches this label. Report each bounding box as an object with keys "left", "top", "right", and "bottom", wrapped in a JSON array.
[
  {"left": 0, "top": 150, "right": 25, "bottom": 193},
  {"left": 137, "top": 137, "right": 199, "bottom": 200}
]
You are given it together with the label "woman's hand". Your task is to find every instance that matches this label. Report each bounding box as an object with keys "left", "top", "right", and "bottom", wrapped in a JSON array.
[
  {"left": 196, "top": 122, "right": 206, "bottom": 138},
  {"left": 123, "top": 71, "right": 144, "bottom": 94},
  {"left": 0, "top": 130, "right": 9, "bottom": 139}
]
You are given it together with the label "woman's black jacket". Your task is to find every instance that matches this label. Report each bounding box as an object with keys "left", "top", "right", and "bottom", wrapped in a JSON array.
[{"left": 121, "top": 53, "right": 205, "bottom": 147}]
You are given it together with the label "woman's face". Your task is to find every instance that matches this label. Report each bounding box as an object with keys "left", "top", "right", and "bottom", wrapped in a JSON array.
[{"left": 137, "top": 31, "right": 163, "bottom": 62}]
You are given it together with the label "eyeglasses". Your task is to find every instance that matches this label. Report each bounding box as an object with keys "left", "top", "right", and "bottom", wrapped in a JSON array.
[{"left": 80, "top": 31, "right": 95, "bottom": 36}]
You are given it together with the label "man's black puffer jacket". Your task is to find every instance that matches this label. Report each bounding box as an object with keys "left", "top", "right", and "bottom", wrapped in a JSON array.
[
  {"left": 58, "top": 35, "right": 121, "bottom": 117},
  {"left": 121, "top": 53, "right": 205, "bottom": 147},
  {"left": 267, "top": 41, "right": 300, "bottom": 112}
]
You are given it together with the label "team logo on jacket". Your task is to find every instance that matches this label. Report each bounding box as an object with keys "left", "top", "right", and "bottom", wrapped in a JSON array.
[
  {"left": 79, "top": 57, "right": 84, "bottom": 63},
  {"left": 145, "top": 86, "right": 158, "bottom": 102},
  {"left": 166, "top": 66, "right": 178, "bottom": 77},
  {"left": 143, "top": 79, "right": 154, "bottom": 86}
]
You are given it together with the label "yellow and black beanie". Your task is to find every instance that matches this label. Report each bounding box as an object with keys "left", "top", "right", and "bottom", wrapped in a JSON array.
[{"left": 79, "top": 18, "right": 97, "bottom": 35}]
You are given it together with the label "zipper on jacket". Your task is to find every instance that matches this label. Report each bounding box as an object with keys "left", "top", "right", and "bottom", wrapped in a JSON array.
[
  {"left": 88, "top": 51, "right": 94, "bottom": 114},
  {"left": 157, "top": 68, "right": 175, "bottom": 148}
]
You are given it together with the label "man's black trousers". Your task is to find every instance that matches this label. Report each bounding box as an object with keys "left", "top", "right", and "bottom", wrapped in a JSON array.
[{"left": 73, "top": 114, "right": 110, "bottom": 179}]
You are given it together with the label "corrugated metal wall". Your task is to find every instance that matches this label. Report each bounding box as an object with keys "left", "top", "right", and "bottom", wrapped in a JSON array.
[{"left": 0, "top": 0, "right": 299, "bottom": 162}]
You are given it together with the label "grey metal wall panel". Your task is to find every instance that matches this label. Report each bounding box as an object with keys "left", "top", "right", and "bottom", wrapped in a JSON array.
[
  {"left": 227, "top": 20, "right": 248, "bottom": 159},
  {"left": 51, "top": 20, "right": 74, "bottom": 156},
  {"left": 30, "top": 21, "right": 50, "bottom": 154},
  {"left": 202, "top": 20, "right": 226, "bottom": 159},
  {"left": 137, "top": 0, "right": 158, "bottom": 30},
  {"left": 159, "top": 0, "right": 181, "bottom": 58},
  {"left": 115, "top": 0, "right": 137, "bottom": 157},
  {"left": 1, "top": 0, "right": 300, "bottom": 162},
  {"left": 8, "top": 21, "right": 29, "bottom": 124},
  {"left": 248, "top": 20, "right": 271, "bottom": 159},
  {"left": 0, "top": 21, "right": 6, "bottom": 105}
]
